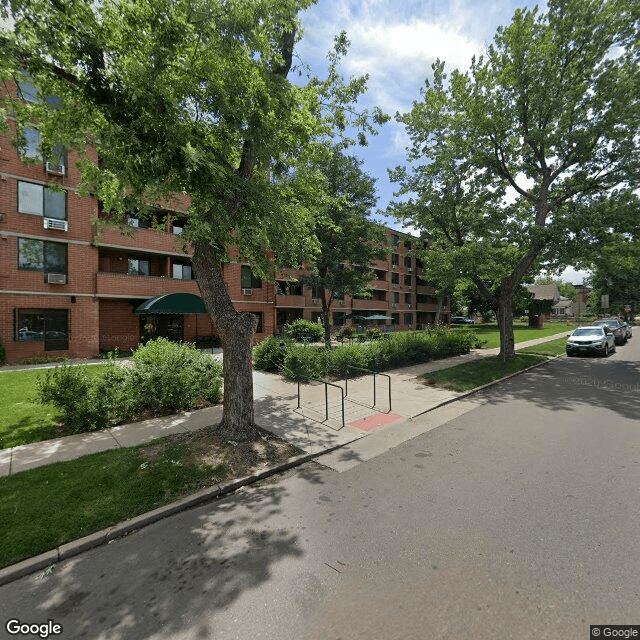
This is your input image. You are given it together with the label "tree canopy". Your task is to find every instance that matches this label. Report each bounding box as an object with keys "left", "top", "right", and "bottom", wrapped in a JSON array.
[
  {"left": 389, "top": 0, "right": 639, "bottom": 357},
  {"left": 0, "top": 0, "right": 385, "bottom": 438},
  {"left": 291, "top": 147, "right": 388, "bottom": 344}
]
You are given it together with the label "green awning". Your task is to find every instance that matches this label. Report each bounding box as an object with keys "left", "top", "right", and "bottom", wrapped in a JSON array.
[{"left": 134, "top": 293, "right": 209, "bottom": 315}]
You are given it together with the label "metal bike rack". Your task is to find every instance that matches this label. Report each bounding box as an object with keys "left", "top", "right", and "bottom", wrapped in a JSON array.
[
  {"left": 343, "top": 365, "right": 392, "bottom": 413},
  {"left": 297, "top": 377, "right": 345, "bottom": 429}
]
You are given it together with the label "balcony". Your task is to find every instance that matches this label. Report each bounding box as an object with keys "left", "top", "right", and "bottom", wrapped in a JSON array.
[
  {"left": 275, "top": 294, "right": 306, "bottom": 307},
  {"left": 96, "top": 272, "right": 201, "bottom": 297},
  {"left": 352, "top": 299, "right": 388, "bottom": 310},
  {"left": 415, "top": 302, "right": 441, "bottom": 312},
  {"left": 96, "top": 224, "right": 188, "bottom": 255}
]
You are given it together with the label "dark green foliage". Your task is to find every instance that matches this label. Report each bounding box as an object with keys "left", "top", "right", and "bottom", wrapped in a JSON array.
[
  {"left": 253, "top": 336, "right": 295, "bottom": 372},
  {"left": 37, "top": 339, "right": 223, "bottom": 433},
  {"left": 284, "top": 319, "right": 325, "bottom": 342},
  {"left": 37, "top": 363, "right": 110, "bottom": 433},
  {"left": 280, "top": 328, "right": 477, "bottom": 380},
  {"left": 129, "top": 338, "right": 223, "bottom": 411}
]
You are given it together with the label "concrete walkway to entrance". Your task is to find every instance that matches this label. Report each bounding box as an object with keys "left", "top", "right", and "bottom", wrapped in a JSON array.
[{"left": 0, "top": 333, "right": 566, "bottom": 477}]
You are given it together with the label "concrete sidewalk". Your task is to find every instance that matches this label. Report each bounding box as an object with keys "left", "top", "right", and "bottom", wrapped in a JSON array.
[{"left": 0, "top": 333, "right": 564, "bottom": 477}]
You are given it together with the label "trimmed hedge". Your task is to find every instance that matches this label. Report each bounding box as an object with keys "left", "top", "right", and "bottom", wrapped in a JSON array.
[{"left": 254, "top": 328, "right": 479, "bottom": 380}]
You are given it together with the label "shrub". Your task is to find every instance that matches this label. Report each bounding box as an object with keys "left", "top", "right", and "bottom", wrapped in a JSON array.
[
  {"left": 130, "top": 338, "right": 223, "bottom": 411},
  {"left": 37, "top": 339, "right": 223, "bottom": 434},
  {"left": 335, "top": 326, "right": 355, "bottom": 342},
  {"left": 276, "top": 329, "right": 479, "bottom": 381},
  {"left": 283, "top": 345, "right": 329, "bottom": 380},
  {"left": 285, "top": 319, "right": 324, "bottom": 342},
  {"left": 253, "top": 335, "right": 294, "bottom": 372},
  {"left": 37, "top": 362, "right": 110, "bottom": 433},
  {"left": 365, "top": 328, "right": 383, "bottom": 341}
]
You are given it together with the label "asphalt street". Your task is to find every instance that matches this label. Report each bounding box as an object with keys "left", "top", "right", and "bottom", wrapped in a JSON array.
[{"left": 1, "top": 338, "right": 639, "bottom": 640}]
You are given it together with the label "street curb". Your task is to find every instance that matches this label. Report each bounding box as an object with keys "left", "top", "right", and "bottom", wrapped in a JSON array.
[
  {"left": 0, "top": 446, "right": 344, "bottom": 587},
  {"left": 411, "top": 354, "right": 562, "bottom": 419}
]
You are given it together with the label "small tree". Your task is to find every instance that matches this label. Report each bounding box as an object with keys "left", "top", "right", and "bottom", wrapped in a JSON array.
[{"left": 293, "top": 148, "right": 388, "bottom": 345}]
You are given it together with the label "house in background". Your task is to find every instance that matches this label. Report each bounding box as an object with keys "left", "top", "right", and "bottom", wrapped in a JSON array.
[{"left": 551, "top": 297, "right": 574, "bottom": 318}]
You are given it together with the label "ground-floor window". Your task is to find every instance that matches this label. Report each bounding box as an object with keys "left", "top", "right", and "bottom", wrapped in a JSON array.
[
  {"left": 14, "top": 308, "right": 69, "bottom": 350},
  {"left": 252, "top": 312, "right": 264, "bottom": 333}
]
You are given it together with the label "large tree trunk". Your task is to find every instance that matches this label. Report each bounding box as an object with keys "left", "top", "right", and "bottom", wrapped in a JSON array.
[
  {"left": 496, "top": 289, "right": 516, "bottom": 360},
  {"left": 192, "top": 242, "right": 259, "bottom": 440}
]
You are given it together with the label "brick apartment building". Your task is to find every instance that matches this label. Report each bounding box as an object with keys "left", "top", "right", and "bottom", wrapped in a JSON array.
[{"left": 0, "top": 78, "right": 448, "bottom": 363}]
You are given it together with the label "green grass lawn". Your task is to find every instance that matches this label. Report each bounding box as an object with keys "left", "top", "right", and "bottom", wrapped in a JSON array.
[
  {"left": 453, "top": 322, "right": 576, "bottom": 349},
  {"left": 517, "top": 336, "right": 568, "bottom": 357},
  {"left": 0, "top": 365, "right": 108, "bottom": 449},
  {"left": 0, "top": 439, "right": 228, "bottom": 568},
  {"left": 423, "top": 353, "right": 548, "bottom": 391}
]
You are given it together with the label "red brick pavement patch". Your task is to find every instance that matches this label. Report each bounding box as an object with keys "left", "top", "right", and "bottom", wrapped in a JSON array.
[{"left": 349, "top": 412, "right": 403, "bottom": 432}]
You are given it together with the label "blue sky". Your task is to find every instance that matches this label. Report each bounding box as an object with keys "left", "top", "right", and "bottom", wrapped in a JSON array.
[{"left": 295, "top": 0, "right": 590, "bottom": 284}]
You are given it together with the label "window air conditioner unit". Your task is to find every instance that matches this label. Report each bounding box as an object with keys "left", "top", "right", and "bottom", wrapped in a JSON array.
[
  {"left": 392, "top": 303, "right": 397, "bottom": 309},
  {"left": 46, "top": 273, "right": 67, "bottom": 284},
  {"left": 408, "top": 304, "right": 412, "bottom": 308},
  {"left": 339, "top": 301, "right": 345, "bottom": 306},
  {"left": 45, "top": 161, "right": 65, "bottom": 175},
  {"left": 407, "top": 268, "right": 412, "bottom": 272},
  {"left": 242, "top": 288, "right": 253, "bottom": 295},
  {"left": 392, "top": 265, "right": 397, "bottom": 269},
  {"left": 44, "top": 218, "right": 68, "bottom": 231},
  {"left": 312, "top": 298, "right": 320, "bottom": 304}
]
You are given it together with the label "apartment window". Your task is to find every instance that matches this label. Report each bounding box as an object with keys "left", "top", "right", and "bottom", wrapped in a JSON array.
[
  {"left": 241, "top": 265, "right": 262, "bottom": 289},
  {"left": 172, "top": 263, "right": 192, "bottom": 280},
  {"left": 332, "top": 291, "right": 344, "bottom": 300},
  {"left": 127, "top": 217, "right": 150, "bottom": 229},
  {"left": 18, "top": 238, "right": 67, "bottom": 273},
  {"left": 392, "top": 253, "right": 399, "bottom": 266},
  {"left": 128, "top": 258, "right": 150, "bottom": 276},
  {"left": 391, "top": 272, "right": 399, "bottom": 285},
  {"left": 22, "top": 127, "right": 41, "bottom": 159},
  {"left": 252, "top": 312, "right": 264, "bottom": 333},
  {"left": 17, "top": 70, "right": 38, "bottom": 102},
  {"left": 404, "top": 239, "right": 413, "bottom": 250},
  {"left": 15, "top": 309, "right": 69, "bottom": 349},
  {"left": 372, "top": 290, "right": 386, "bottom": 302},
  {"left": 404, "top": 274, "right": 412, "bottom": 286},
  {"left": 404, "top": 256, "right": 412, "bottom": 269},
  {"left": 391, "top": 234, "right": 399, "bottom": 247},
  {"left": 405, "top": 314, "right": 413, "bottom": 326},
  {"left": 311, "top": 286, "right": 323, "bottom": 299},
  {"left": 18, "top": 181, "right": 67, "bottom": 220},
  {"left": 405, "top": 293, "right": 412, "bottom": 304},
  {"left": 375, "top": 270, "right": 386, "bottom": 281},
  {"left": 392, "top": 313, "right": 400, "bottom": 325}
]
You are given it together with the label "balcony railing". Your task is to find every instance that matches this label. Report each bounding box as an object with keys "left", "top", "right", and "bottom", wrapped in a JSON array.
[{"left": 96, "top": 271, "right": 201, "bottom": 297}]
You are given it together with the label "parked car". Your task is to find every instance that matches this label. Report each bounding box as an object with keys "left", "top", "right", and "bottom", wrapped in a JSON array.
[
  {"left": 451, "top": 316, "right": 475, "bottom": 325},
  {"left": 592, "top": 318, "right": 627, "bottom": 345},
  {"left": 566, "top": 326, "right": 615, "bottom": 357},
  {"left": 621, "top": 321, "right": 632, "bottom": 340}
]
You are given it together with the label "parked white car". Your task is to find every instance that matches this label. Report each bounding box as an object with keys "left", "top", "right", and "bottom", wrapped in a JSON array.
[{"left": 566, "top": 326, "right": 615, "bottom": 357}]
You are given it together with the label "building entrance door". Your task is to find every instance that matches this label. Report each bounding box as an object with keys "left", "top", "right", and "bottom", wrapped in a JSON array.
[{"left": 139, "top": 314, "right": 184, "bottom": 343}]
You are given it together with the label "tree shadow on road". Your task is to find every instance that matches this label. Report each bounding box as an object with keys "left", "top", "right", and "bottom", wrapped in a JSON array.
[
  {"left": 4, "top": 480, "right": 312, "bottom": 640},
  {"left": 471, "top": 356, "right": 640, "bottom": 421}
]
